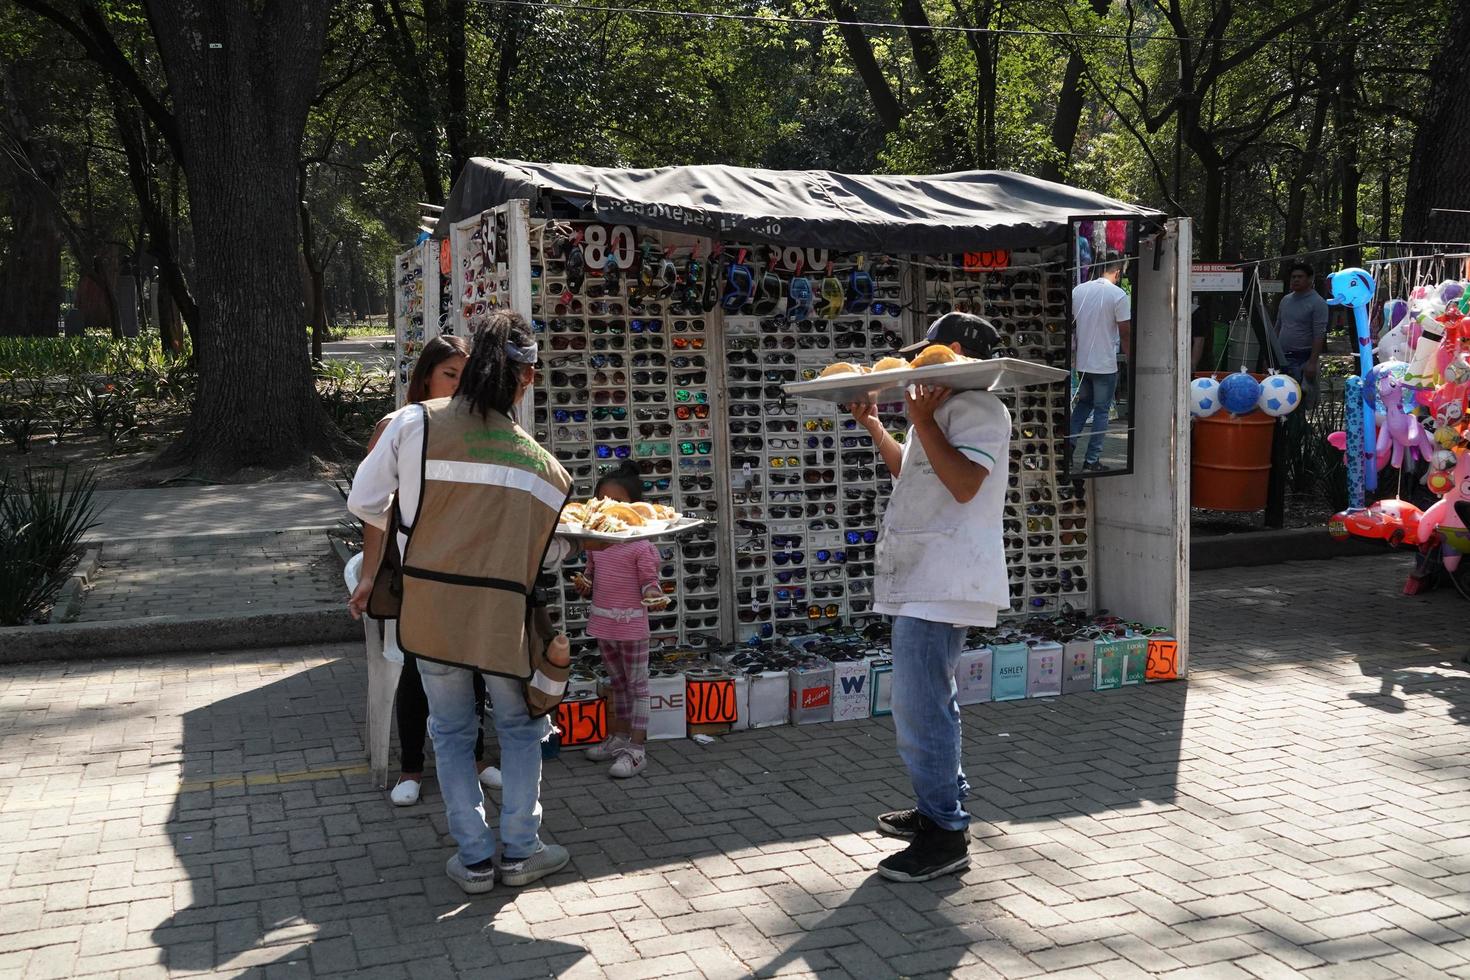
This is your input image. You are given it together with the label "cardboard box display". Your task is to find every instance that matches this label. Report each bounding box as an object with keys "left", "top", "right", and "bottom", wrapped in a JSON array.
[
  {"left": 955, "top": 646, "right": 993, "bottom": 705},
  {"left": 647, "top": 670, "right": 687, "bottom": 740},
  {"left": 789, "top": 657, "right": 834, "bottom": 725},
  {"left": 1145, "top": 636, "right": 1181, "bottom": 681},
  {"left": 1062, "top": 639, "right": 1095, "bottom": 695},
  {"left": 991, "top": 642, "right": 1028, "bottom": 701},
  {"left": 1120, "top": 636, "right": 1147, "bottom": 686},
  {"left": 748, "top": 669, "right": 791, "bottom": 728},
  {"left": 685, "top": 668, "right": 736, "bottom": 736},
  {"left": 832, "top": 656, "right": 875, "bottom": 721},
  {"left": 1026, "top": 641, "right": 1062, "bottom": 698},
  {"left": 1094, "top": 638, "right": 1124, "bottom": 690},
  {"left": 870, "top": 658, "right": 895, "bottom": 716},
  {"left": 555, "top": 692, "right": 607, "bottom": 748}
]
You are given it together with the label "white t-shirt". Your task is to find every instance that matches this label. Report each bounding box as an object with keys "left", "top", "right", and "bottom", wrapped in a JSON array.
[
  {"left": 1072, "top": 277, "right": 1131, "bottom": 375},
  {"left": 872, "top": 391, "right": 1011, "bottom": 628}
]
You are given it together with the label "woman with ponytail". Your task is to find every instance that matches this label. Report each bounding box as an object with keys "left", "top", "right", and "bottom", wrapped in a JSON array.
[{"left": 349, "top": 312, "right": 575, "bottom": 894}]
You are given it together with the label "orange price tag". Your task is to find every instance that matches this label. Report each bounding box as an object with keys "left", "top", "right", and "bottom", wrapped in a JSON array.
[
  {"left": 962, "top": 250, "right": 1010, "bottom": 272},
  {"left": 685, "top": 678, "right": 737, "bottom": 725},
  {"left": 556, "top": 696, "right": 607, "bottom": 746},
  {"left": 1145, "top": 639, "right": 1179, "bottom": 681}
]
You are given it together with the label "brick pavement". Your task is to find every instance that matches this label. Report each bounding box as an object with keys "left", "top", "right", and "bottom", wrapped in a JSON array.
[
  {"left": 75, "top": 531, "right": 344, "bottom": 623},
  {"left": 2, "top": 553, "right": 1469, "bottom": 979}
]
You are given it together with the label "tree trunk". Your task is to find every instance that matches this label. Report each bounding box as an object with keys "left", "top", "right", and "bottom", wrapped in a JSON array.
[
  {"left": 1403, "top": 0, "right": 1470, "bottom": 242},
  {"left": 428, "top": 0, "right": 469, "bottom": 184},
  {"left": 1281, "top": 91, "right": 1329, "bottom": 266},
  {"left": 1040, "top": 0, "right": 1110, "bottom": 182},
  {"left": 1380, "top": 120, "right": 1393, "bottom": 241},
  {"left": 0, "top": 187, "right": 64, "bottom": 337},
  {"left": 1335, "top": 13, "right": 1361, "bottom": 267},
  {"left": 828, "top": 0, "right": 902, "bottom": 133},
  {"left": 145, "top": 0, "right": 337, "bottom": 474}
]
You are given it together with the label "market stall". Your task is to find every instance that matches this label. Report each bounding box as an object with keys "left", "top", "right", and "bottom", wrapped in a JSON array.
[{"left": 386, "top": 160, "right": 1192, "bottom": 740}]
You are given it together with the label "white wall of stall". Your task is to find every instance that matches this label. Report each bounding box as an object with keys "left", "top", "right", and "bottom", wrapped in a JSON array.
[{"left": 1093, "top": 218, "right": 1191, "bottom": 673}]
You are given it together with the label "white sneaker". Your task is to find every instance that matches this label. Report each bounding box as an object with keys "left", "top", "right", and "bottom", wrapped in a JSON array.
[
  {"left": 609, "top": 748, "right": 646, "bottom": 778},
  {"left": 390, "top": 778, "right": 421, "bottom": 806},
  {"left": 498, "top": 843, "right": 570, "bottom": 887},
  {"left": 584, "top": 735, "right": 628, "bottom": 762},
  {"left": 445, "top": 853, "right": 496, "bottom": 894},
  {"left": 478, "top": 766, "right": 503, "bottom": 790}
]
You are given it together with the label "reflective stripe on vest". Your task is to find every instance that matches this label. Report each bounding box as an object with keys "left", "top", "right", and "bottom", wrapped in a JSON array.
[{"left": 423, "top": 459, "right": 567, "bottom": 514}]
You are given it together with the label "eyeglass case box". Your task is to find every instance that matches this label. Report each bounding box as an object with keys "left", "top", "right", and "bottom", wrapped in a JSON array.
[
  {"left": 1062, "top": 640, "right": 1095, "bottom": 695},
  {"left": 1093, "top": 638, "right": 1124, "bottom": 690},
  {"left": 647, "top": 670, "right": 688, "bottom": 740},
  {"left": 991, "top": 642, "right": 1029, "bottom": 701},
  {"left": 832, "top": 655, "right": 876, "bottom": 721},
  {"left": 748, "top": 668, "right": 791, "bottom": 728},
  {"left": 869, "top": 658, "right": 895, "bottom": 716},
  {"left": 729, "top": 672, "right": 752, "bottom": 731},
  {"left": 955, "top": 646, "right": 994, "bottom": 706},
  {"left": 1025, "top": 640, "right": 1062, "bottom": 698},
  {"left": 1120, "top": 636, "right": 1147, "bottom": 686},
  {"left": 789, "top": 656, "right": 834, "bottom": 725},
  {"left": 568, "top": 670, "right": 599, "bottom": 699}
]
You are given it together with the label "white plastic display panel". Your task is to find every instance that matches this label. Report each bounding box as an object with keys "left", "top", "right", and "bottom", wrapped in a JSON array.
[
  {"left": 451, "top": 202, "right": 535, "bottom": 418},
  {"left": 1093, "top": 218, "right": 1191, "bottom": 675},
  {"left": 392, "top": 242, "right": 432, "bottom": 407},
  {"left": 922, "top": 247, "right": 1082, "bottom": 618}
]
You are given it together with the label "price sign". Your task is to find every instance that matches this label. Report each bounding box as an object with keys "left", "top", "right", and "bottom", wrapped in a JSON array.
[
  {"left": 1145, "top": 638, "right": 1179, "bottom": 681},
  {"left": 686, "top": 678, "right": 737, "bottom": 725},
  {"left": 962, "top": 250, "right": 1010, "bottom": 272},
  {"left": 556, "top": 695, "right": 607, "bottom": 747}
]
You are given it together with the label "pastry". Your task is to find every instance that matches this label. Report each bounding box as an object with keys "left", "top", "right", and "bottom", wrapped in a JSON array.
[
  {"left": 872, "top": 356, "right": 908, "bottom": 372},
  {"left": 909, "top": 344, "right": 966, "bottom": 367},
  {"left": 819, "top": 361, "right": 862, "bottom": 378}
]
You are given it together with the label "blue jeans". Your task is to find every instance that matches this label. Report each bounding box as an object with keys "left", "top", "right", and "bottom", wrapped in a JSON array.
[
  {"left": 890, "top": 616, "right": 970, "bottom": 831},
  {"left": 417, "top": 660, "right": 549, "bottom": 865},
  {"left": 1069, "top": 371, "right": 1119, "bottom": 467}
]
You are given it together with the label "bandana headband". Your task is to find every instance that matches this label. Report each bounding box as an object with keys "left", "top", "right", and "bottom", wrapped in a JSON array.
[{"left": 506, "top": 339, "right": 539, "bottom": 364}]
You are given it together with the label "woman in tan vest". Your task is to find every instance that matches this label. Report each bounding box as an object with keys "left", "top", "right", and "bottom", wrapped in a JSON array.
[{"left": 349, "top": 312, "right": 574, "bottom": 895}]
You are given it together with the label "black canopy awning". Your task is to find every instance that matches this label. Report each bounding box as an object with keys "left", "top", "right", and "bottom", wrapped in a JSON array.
[{"left": 437, "top": 159, "right": 1163, "bottom": 253}]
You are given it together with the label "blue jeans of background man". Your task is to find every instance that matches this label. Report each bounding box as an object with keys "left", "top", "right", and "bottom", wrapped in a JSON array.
[
  {"left": 1069, "top": 370, "right": 1119, "bottom": 468},
  {"left": 890, "top": 615, "right": 971, "bottom": 831},
  {"left": 417, "top": 660, "right": 549, "bottom": 866}
]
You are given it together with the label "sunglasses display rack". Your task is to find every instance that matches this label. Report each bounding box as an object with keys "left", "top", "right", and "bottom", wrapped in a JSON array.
[
  {"left": 529, "top": 224, "right": 725, "bottom": 655},
  {"left": 921, "top": 250, "right": 1091, "bottom": 617},
  {"left": 451, "top": 210, "right": 514, "bottom": 340},
  {"left": 392, "top": 241, "right": 436, "bottom": 406},
  {"left": 722, "top": 249, "right": 912, "bottom": 641}
]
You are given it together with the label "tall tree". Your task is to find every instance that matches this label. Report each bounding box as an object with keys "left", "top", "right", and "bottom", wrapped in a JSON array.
[{"left": 1402, "top": 0, "right": 1470, "bottom": 243}]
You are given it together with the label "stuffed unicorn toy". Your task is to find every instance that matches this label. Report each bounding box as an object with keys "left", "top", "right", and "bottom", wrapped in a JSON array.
[{"left": 1372, "top": 360, "right": 1436, "bottom": 468}]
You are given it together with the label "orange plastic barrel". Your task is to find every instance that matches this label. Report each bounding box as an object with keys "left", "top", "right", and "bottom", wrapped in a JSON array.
[{"left": 1190, "top": 373, "right": 1276, "bottom": 511}]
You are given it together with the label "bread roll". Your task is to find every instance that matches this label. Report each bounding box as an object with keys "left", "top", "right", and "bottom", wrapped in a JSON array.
[
  {"left": 872, "top": 356, "right": 908, "bottom": 372},
  {"left": 604, "top": 502, "right": 645, "bottom": 526},
  {"left": 629, "top": 502, "right": 659, "bottom": 521},
  {"left": 909, "top": 344, "right": 965, "bottom": 367},
  {"left": 819, "top": 361, "right": 861, "bottom": 378}
]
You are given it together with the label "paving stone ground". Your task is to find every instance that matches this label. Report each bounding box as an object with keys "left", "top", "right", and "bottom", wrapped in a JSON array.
[
  {"left": 2, "top": 554, "right": 1469, "bottom": 979},
  {"left": 75, "top": 531, "right": 344, "bottom": 623}
]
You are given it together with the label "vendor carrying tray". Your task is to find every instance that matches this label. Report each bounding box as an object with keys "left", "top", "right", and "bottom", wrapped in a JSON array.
[
  {"left": 781, "top": 357, "right": 1068, "bottom": 403},
  {"left": 554, "top": 516, "right": 708, "bottom": 543}
]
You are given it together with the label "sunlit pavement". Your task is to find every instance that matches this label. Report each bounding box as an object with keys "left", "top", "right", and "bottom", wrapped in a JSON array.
[{"left": 2, "top": 554, "right": 1467, "bottom": 979}]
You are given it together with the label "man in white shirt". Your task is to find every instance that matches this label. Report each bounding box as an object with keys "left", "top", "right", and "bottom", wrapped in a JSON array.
[
  {"left": 1068, "top": 252, "right": 1132, "bottom": 471},
  {"left": 848, "top": 313, "right": 1010, "bottom": 883}
]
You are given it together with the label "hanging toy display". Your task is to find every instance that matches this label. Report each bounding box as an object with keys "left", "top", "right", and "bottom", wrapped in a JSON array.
[
  {"left": 1256, "top": 373, "right": 1302, "bottom": 417},
  {"left": 1371, "top": 360, "right": 1436, "bottom": 468},
  {"left": 1189, "top": 377, "right": 1222, "bottom": 418},
  {"left": 1218, "top": 369, "right": 1264, "bottom": 416},
  {"left": 1327, "top": 267, "right": 1379, "bottom": 492}
]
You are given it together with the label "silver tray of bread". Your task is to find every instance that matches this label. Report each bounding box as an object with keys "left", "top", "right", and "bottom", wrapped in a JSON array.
[
  {"left": 782, "top": 347, "right": 1068, "bottom": 404},
  {"left": 556, "top": 498, "right": 708, "bottom": 542}
]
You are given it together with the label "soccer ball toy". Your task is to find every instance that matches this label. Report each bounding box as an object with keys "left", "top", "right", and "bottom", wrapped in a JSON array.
[
  {"left": 1219, "top": 370, "right": 1263, "bottom": 416},
  {"left": 1190, "top": 377, "right": 1222, "bottom": 418},
  {"left": 1257, "top": 373, "right": 1301, "bottom": 417}
]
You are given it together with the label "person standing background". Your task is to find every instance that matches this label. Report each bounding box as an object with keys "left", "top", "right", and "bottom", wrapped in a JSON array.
[
  {"left": 1068, "top": 251, "right": 1131, "bottom": 472},
  {"left": 1276, "top": 261, "right": 1328, "bottom": 385}
]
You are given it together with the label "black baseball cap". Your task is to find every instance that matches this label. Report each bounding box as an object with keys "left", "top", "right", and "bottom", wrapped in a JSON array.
[{"left": 895, "top": 312, "right": 1001, "bottom": 360}]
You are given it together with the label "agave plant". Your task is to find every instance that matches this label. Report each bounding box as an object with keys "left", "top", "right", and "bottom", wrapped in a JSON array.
[{"left": 0, "top": 465, "right": 101, "bottom": 625}]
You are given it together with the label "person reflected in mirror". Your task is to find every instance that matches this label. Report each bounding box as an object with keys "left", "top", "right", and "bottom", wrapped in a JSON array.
[{"left": 1068, "top": 250, "right": 1132, "bottom": 472}]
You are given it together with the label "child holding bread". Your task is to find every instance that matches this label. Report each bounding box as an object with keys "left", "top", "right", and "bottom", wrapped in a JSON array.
[{"left": 573, "top": 460, "right": 667, "bottom": 777}]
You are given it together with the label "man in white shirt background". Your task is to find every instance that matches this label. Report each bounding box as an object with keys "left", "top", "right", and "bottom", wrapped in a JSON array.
[
  {"left": 847, "top": 313, "right": 1011, "bottom": 884},
  {"left": 1068, "top": 251, "right": 1132, "bottom": 472}
]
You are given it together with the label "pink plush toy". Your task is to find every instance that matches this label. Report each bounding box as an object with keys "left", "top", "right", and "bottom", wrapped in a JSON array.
[
  {"left": 1373, "top": 360, "right": 1436, "bottom": 468},
  {"left": 1419, "top": 452, "right": 1470, "bottom": 568}
]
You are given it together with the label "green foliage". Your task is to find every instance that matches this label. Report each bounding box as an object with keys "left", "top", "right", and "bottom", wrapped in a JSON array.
[
  {"left": 0, "top": 335, "right": 192, "bottom": 380},
  {"left": 314, "top": 359, "right": 393, "bottom": 443},
  {"left": 0, "top": 465, "right": 100, "bottom": 626}
]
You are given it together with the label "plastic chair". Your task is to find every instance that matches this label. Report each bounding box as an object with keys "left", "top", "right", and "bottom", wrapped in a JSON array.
[{"left": 345, "top": 553, "right": 403, "bottom": 787}]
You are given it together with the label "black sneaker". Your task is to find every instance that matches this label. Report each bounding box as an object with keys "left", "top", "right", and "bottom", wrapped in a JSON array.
[
  {"left": 877, "top": 826, "right": 971, "bottom": 883},
  {"left": 876, "top": 808, "right": 934, "bottom": 840}
]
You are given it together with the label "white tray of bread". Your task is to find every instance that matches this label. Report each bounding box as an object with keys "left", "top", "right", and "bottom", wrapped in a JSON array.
[
  {"left": 781, "top": 345, "right": 1069, "bottom": 403},
  {"left": 556, "top": 498, "right": 708, "bottom": 542}
]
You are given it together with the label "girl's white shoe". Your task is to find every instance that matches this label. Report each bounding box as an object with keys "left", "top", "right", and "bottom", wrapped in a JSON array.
[
  {"left": 390, "top": 778, "right": 421, "bottom": 806},
  {"left": 609, "top": 748, "right": 646, "bottom": 779},
  {"left": 478, "top": 766, "right": 503, "bottom": 789},
  {"left": 584, "top": 735, "right": 629, "bottom": 762}
]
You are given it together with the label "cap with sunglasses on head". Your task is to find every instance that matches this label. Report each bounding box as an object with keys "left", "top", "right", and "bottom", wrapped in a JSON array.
[{"left": 894, "top": 312, "right": 1001, "bottom": 361}]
